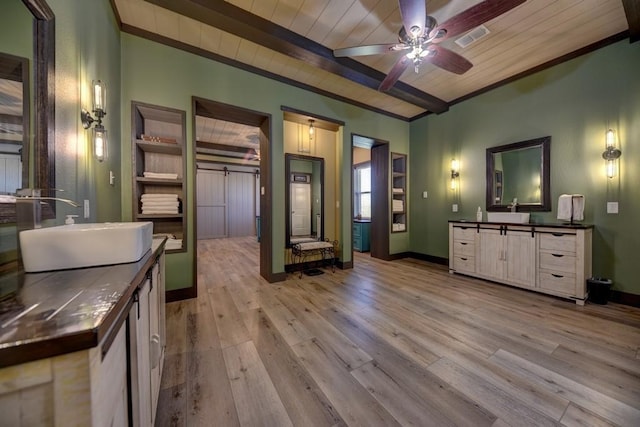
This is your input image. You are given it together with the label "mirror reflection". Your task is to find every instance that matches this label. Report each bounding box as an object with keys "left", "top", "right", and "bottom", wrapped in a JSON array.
[
  {"left": 486, "top": 136, "right": 551, "bottom": 212},
  {"left": 285, "top": 153, "right": 324, "bottom": 247},
  {"left": 0, "top": 53, "right": 29, "bottom": 195}
]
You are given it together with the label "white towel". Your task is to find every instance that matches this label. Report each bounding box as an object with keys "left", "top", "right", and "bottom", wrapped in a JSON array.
[
  {"left": 141, "top": 201, "right": 180, "bottom": 208},
  {"left": 557, "top": 194, "right": 584, "bottom": 221},
  {"left": 165, "top": 238, "right": 183, "bottom": 250},
  {"left": 142, "top": 208, "right": 179, "bottom": 214},
  {"left": 143, "top": 172, "right": 178, "bottom": 180},
  {"left": 0, "top": 195, "right": 16, "bottom": 203},
  {"left": 141, "top": 193, "right": 178, "bottom": 200},
  {"left": 392, "top": 188, "right": 404, "bottom": 194}
]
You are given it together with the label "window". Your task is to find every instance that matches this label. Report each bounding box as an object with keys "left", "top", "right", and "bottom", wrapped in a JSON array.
[{"left": 354, "top": 162, "right": 371, "bottom": 219}]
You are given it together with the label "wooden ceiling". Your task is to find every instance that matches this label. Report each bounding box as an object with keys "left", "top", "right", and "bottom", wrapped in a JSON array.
[{"left": 113, "top": 0, "right": 638, "bottom": 121}]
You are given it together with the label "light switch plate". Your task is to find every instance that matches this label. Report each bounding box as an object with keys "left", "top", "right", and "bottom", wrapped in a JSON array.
[
  {"left": 84, "top": 200, "right": 90, "bottom": 218},
  {"left": 452, "top": 204, "right": 458, "bottom": 212},
  {"left": 422, "top": 191, "right": 428, "bottom": 199},
  {"left": 607, "top": 202, "right": 618, "bottom": 214}
]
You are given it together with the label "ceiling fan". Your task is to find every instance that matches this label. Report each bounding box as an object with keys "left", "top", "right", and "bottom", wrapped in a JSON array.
[{"left": 333, "top": 0, "right": 526, "bottom": 92}]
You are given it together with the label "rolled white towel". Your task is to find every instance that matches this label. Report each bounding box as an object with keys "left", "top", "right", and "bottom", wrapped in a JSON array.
[
  {"left": 143, "top": 172, "right": 179, "bottom": 180},
  {"left": 141, "top": 201, "right": 180, "bottom": 208},
  {"left": 141, "top": 193, "right": 178, "bottom": 200}
]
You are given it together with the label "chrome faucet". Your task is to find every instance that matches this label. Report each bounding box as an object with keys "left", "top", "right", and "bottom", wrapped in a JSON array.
[
  {"left": 508, "top": 198, "right": 518, "bottom": 213},
  {"left": 15, "top": 189, "right": 80, "bottom": 231}
]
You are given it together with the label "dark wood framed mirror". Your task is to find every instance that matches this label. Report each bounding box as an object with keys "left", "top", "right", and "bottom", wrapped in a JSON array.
[
  {"left": 285, "top": 153, "right": 324, "bottom": 249},
  {"left": 486, "top": 136, "right": 551, "bottom": 212},
  {"left": 0, "top": 0, "right": 54, "bottom": 223}
]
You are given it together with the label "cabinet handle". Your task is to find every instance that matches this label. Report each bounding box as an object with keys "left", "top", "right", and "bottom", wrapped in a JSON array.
[
  {"left": 552, "top": 274, "right": 564, "bottom": 278},
  {"left": 551, "top": 253, "right": 564, "bottom": 258},
  {"left": 552, "top": 232, "right": 564, "bottom": 237},
  {"left": 460, "top": 257, "right": 468, "bottom": 261},
  {"left": 460, "top": 242, "right": 468, "bottom": 245},
  {"left": 150, "top": 334, "right": 161, "bottom": 369}
]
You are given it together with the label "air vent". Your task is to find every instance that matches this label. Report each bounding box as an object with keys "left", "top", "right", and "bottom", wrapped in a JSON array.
[{"left": 455, "top": 25, "right": 490, "bottom": 48}]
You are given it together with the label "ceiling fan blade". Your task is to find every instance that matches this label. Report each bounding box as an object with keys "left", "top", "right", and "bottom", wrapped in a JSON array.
[
  {"left": 398, "top": 0, "right": 427, "bottom": 38},
  {"left": 432, "top": 0, "right": 526, "bottom": 43},
  {"left": 426, "top": 45, "right": 472, "bottom": 74},
  {"left": 333, "top": 43, "right": 406, "bottom": 58},
  {"left": 379, "top": 56, "right": 411, "bottom": 92}
]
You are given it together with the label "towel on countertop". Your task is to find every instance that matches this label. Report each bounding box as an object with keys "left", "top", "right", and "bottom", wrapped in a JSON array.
[
  {"left": 557, "top": 194, "right": 584, "bottom": 221},
  {"left": 0, "top": 195, "right": 16, "bottom": 203}
]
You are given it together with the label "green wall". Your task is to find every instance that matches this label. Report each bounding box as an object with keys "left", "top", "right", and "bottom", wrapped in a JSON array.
[
  {"left": 410, "top": 39, "right": 640, "bottom": 296},
  {"left": 120, "top": 34, "right": 410, "bottom": 289}
]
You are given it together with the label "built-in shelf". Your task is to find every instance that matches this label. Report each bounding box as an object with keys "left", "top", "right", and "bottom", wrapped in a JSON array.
[
  {"left": 391, "top": 152, "right": 407, "bottom": 233},
  {"left": 131, "top": 101, "right": 187, "bottom": 254}
]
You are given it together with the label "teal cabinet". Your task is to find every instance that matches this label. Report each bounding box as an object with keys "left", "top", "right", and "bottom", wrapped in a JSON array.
[{"left": 353, "top": 221, "right": 371, "bottom": 252}]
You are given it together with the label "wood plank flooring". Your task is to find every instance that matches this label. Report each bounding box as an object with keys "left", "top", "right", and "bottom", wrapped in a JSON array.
[{"left": 156, "top": 237, "right": 640, "bottom": 426}]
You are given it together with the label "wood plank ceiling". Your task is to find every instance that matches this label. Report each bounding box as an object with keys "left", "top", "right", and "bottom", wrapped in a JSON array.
[{"left": 113, "top": 0, "right": 637, "bottom": 121}]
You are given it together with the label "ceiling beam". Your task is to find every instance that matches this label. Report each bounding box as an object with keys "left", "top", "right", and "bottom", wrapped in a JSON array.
[
  {"left": 146, "top": 0, "right": 449, "bottom": 114},
  {"left": 622, "top": 0, "right": 640, "bottom": 43}
]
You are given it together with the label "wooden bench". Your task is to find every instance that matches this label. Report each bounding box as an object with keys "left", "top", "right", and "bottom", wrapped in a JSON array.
[{"left": 291, "top": 240, "right": 338, "bottom": 278}]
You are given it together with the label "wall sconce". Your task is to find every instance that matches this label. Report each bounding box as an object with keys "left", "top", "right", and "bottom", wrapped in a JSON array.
[
  {"left": 450, "top": 159, "right": 460, "bottom": 190},
  {"left": 308, "top": 119, "right": 315, "bottom": 136},
  {"left": 602, "top": 128, "right": 621, "bottom": 178},
  {"left": 81, "top": 80, "right": 108, "bottom": 162}
]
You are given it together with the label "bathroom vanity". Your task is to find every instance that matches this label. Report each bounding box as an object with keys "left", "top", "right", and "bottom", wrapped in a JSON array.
[
  {"left": 449, "top": 221, "right": 592, "bottom": 305},
  {"left": 0, "top": 239, "right": 166, "bottom": 426}
]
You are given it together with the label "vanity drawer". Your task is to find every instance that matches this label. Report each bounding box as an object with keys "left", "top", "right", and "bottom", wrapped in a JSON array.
[
  {"left": 539, "top": 233, "right": 576, "bottom": 253},
  {"left": 453, "top": 255, "right": 475, "bottom": 274},
  {"left": 539, "top": 252, "right": 576, "bottom": 273},
  {"left": 453, "top": 240, "right": 475, "bottom": 256},
  {"left": 453, "top": 226, "right": 475, "bottom": 241},
  {"left": 538, "top": 270, "right": 576, "bottom": 295}
]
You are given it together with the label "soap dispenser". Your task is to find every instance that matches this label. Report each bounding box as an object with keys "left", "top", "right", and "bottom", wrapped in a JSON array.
[
  {"left": 65, "top": 214, "right": 78, "bottom": 225},
  {"left": 476, "top": 207, "right": 483, "bottom": 222}
]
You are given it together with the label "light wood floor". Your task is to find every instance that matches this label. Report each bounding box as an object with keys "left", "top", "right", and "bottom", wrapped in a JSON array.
[{"left": 156, "top": 236, "right": 640, "bottom": 426}]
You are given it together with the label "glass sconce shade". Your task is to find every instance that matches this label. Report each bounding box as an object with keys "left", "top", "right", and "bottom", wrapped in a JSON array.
[
  {"left": 92, "top": 80, "right": 106, "bottom": 116},
  {"left": 450, "top": 159, "right": 460, "bottom": 190},
  {"left": 94, "top": 126, "right": 107, "bottom": 162},
  {"left": 602, "top": 128, "right": 621, "bottom": 178}
]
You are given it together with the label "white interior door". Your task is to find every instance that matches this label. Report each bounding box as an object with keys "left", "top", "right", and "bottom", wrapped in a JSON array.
[{"left": 291, "top": 182, "right": 311, "bottom": 236}]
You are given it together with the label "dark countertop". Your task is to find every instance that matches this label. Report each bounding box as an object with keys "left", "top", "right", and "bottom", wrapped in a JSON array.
[
  {"left": 449, "top": 220, "right": 593, "bottom": 229},
  {"left": 0, "top": 238, "right": 166, "bottom": 368}
]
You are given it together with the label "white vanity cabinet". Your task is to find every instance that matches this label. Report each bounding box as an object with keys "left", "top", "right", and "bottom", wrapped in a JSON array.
[
  {"left": 0, "top": 242, "right": 166, "bottom": 426},
  {"left": 449, "top": 222, "right": 592, "bottom": 304},
  {"left": 129, "top": 251, "right": 166, "bottom": 427}
]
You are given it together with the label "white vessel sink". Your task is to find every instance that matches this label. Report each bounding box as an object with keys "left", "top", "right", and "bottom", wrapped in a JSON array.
[
  {"left": 20, "top": 222, "right": 153, "bottom": 273},
  {"left": 486, "top": 212, "right": 531, "bottom": 224}
]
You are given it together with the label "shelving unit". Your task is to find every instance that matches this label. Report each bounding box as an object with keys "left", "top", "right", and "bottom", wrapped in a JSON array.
[
  {"left": 391, "top": 153, "right": 407, "bottom": 233},
  {"left": 131, "top": 101, "right": 187, "bottom": 253}
]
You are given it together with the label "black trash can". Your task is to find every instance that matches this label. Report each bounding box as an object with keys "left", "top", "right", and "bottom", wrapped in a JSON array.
[{"left": 587, "top": 277, "right": 612, "bottom": 304}]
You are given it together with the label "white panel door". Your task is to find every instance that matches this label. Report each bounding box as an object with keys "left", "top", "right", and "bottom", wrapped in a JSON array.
[
  {"left": 291, "top": 182, "right": 311, "bottom": 236},
  {"left": 197, "top": 170, "right": 227, "bottom": 239}
]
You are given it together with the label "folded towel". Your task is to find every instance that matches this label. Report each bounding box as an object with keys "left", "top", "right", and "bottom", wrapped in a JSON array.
[
  {"left": 557, "top": 194, "right": 584, "bottom": 221},
  {"left": 0, "top": 195, "right": 16, "bottom": 203},
  {"left": 141, "top": 193, "right": 178, "bottom": 200},
  {"left": 141, "top": 201, "right": 180, "bottom": 208},
  {"left": 143, "top": 172, "right": 179, "bottom": 180},
  {"left": 392, "top": 188, "right": 404, "bottom": 194},
  {"left": 165, "top": 238, "right": 183, "bottom": 250},
  {"left": 142, "top": 209, "right": 179, "bottom": 214}
]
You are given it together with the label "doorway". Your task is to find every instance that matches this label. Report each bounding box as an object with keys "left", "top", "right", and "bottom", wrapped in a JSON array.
[
  {"left": 193, "top": 97, "right": 275, "bottom": 281},
  {"left": 352, "top": 134, "right": 390, "bottom": 260}
]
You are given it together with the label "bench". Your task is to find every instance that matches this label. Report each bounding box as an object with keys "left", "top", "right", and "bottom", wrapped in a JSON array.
[{"left": 291, "top": 240, "right": 338, "bottom": 278}]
